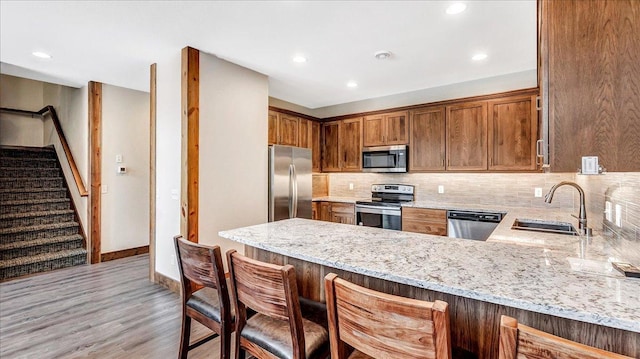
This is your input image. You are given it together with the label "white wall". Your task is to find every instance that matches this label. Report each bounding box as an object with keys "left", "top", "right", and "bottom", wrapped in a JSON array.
[
  {"left": 198, "top": 53, "right": 268, "bottom": 262},
  {"left": 101, "top": 84, "right": 150, "bottom": 253},
  {"left": 0, "top": 74, "right": 45, "bottom": 146},
  {"left": 154, "top": 53, "right": 182, "bottom": 280}
]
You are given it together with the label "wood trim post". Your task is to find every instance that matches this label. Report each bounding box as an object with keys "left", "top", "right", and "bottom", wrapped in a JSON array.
[
  {"left": 181, "top": 47, "right": 200, "bottom": 243},
  {"left": 89, "top": 81, "right": 103, "bottom": 264},
  {"left": 149, "top": 63, "right": 157, "bottom": 281}
]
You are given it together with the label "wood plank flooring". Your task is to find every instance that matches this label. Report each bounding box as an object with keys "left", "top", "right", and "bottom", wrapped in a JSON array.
[{"left": 0, "top": 254, "right": 221, "bottom": 358}]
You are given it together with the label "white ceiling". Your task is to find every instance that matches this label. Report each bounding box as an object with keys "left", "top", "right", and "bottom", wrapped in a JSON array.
[{"left": 0, "top": 1, "right": 537, "bottom": 109}]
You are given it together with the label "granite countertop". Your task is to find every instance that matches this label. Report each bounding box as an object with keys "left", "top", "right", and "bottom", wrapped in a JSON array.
[
  {"left": 220, "top": 217, "right": 640, "bottom": 333},
  {"left": 312, "top": 196, "right": 365, "bottom": 203}
]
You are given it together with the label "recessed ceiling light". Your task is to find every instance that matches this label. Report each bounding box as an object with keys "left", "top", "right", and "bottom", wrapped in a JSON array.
[
  {"left": 472, "top": 53, "right": 488, "bottom": 61},
  {"left": 446, "top": 3, "right": 467, "bottom": 15},
  {"left": 32, "top": 51, "right": 52, "bottom": 59},
  {"left": 292, "top": 55, "right": 307, "bottom": 63},
  {"left": 346, "top": 81, "right": 358, "bottom": 88},
  {"left": 374, "top": 51, "right": 392, "bottom": 60}
]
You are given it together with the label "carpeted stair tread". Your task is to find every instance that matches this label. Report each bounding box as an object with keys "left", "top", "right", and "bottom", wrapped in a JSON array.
[
  {"left": 1, "top": 197, "right": 70, "bottom": 206},
  {"left": 0, "top": 209, "right": 74, "bottom": 220},
  {"left": 0, "top": 234, "right": 83, "bottom": 251},
  {"left": 0, "top": 157, "right": 58, "bottom": 167},
  {"left": 0, "top": 167, "right": 62, "bottom": 176},
  {"left": 0, "top": 248, "right": 87, "bottom": 269},
  {"left": 0, "top": 187, "right": 66, "bottom": 194},
  {"left": 0, "top": 221, "right": 79, "bottom": 235}
]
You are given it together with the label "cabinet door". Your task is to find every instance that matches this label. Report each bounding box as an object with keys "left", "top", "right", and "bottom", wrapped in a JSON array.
[
  {"left": 279, "top": 114, "right": 299, "bottom": 146},
  {"left": 488, "top": 95, "right": 538, "bottom": 171},
  {"left": 268, "top": 110, "right": 279, "bottom": 145},
  {"left": 385, "top": 111, "right": 409, "bottom": 145},
  {"left": 339, "top": 118, "right": 362, "bottom": 171},
  {"left": 319, "top": 202, "right": 332, "bottom": 222},
  {"left": 401, "top": 207, "right": 447, "bottom": 235},
  {"left": 298, "top": 118, "right": 311, "bottom": 149},
  {"left": 446, "top": 102, "right": 488, "bottom": 171},
  {"left": 363, "top": 115, "right": 385, "bottom": 147},
  {"left": 322, "top": 121, "right": 340, "bottom": 172},
  {"left": 330, "top": 203, "right": 355, "bottom": 225},
  {"left": 410, "top": 107, "right": 446, "bottom": 171},
  {"left": 312, "top": 201, "right": 319, "bottom": 220},
  {"left": 311, "top": 121, "right": 321, "bottom": 172}
]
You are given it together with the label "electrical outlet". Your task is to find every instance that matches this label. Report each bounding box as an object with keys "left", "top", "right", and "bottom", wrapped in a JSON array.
[
  {"left": 534, "top": 188, "right": 542, "bottom": 197},
  {"left": 115, "top": 154, "right": 123, "bottom": 163},
  {"left": 349, "top": 183, "right": 354, "bottom": 190},
  {"left": 615, "top": 204, "right": 622, "bottom": 227},
  {"left": 101, "top": 185, "right": 108, "bottom": 194},
  {"left": 605, "top": 201, "right": 612, "bottom": 222},
  {"left": 438, "top": 185, "right": 444, "bottom": 194}
]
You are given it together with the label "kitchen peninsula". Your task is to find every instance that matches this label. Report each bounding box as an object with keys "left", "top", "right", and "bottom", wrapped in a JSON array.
[{"left": 220, "top": 218, "right": 640, "bottom": 358}]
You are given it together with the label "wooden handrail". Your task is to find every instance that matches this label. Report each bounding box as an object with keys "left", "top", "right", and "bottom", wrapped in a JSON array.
[{"left": 0, "top": 105, "right": 89, "bottom": 197}]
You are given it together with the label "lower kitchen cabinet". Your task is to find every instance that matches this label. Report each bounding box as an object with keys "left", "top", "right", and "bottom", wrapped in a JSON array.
[
  {"left": 402, "top": 207, "right": 447, "bottom": 236},
  {"left": 313, "top": 201, "right": 355, "bottom": 224}
]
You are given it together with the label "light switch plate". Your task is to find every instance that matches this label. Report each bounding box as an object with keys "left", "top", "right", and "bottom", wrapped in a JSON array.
[
  {"left": 115, "top": 154, "right": 123, "bottom": 163},
  {"left": 101, "top": 185, "right": 108, "bottom": 194}
]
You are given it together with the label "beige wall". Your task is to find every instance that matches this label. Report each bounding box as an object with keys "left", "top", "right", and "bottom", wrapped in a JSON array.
[
  {"left": 198, "top": 53, "right": 269, "bottom": 265},
  {"left": 101, "top": 84, "right": 150, "bottom": 253},
  {"left": 0, "top": 74, "right": 45, "bottom": 146}
]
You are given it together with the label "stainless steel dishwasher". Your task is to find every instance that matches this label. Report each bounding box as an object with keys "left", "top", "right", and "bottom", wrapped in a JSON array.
[{"left": 447, "top": 210, "right": 504, "bottom": 241}]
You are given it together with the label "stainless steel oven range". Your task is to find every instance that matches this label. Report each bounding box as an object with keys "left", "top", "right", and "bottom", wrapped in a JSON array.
[{"left": 355, "top": 184, "right": 414, "bottom": 231}]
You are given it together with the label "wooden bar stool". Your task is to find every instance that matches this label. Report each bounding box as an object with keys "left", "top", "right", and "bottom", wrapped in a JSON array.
[
  {"left": 324, "top": 273, "right": 452, "bottom": 359},
  {"left": 226, "top": 249, "right": 330, "bottom": 359},
  {"left": 174, "top": 235, "right": 234, "bottom": 359},
  {"left": 498, "top": 315, "right": 632, "bottom": 359}
]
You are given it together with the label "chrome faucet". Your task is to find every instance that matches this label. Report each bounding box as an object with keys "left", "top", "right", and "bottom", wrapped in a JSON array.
[{"left": 544, "top": 181, "right": 588, "bottom": 234}]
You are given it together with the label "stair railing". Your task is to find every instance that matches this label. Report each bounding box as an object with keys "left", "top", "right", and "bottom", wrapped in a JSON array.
[{"left": 0, "top": 105, "right": 89, "bottom": 196}]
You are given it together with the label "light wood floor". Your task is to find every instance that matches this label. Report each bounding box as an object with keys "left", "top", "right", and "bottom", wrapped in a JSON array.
[{"left": 0, "top": 254, "right": 221, "bottom": 358}]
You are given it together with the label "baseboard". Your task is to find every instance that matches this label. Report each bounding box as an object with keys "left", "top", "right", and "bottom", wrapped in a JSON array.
[
  {"left": 155, "top": 271, "right": 180, "bottom": 294},
  {"left": 101, "top": 245, "right": 149, "bottom": 262}
]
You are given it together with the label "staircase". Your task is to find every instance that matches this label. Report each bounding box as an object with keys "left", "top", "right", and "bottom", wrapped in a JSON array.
[{"left": 0, "top": 146, "right": 87, "bottom": 280}]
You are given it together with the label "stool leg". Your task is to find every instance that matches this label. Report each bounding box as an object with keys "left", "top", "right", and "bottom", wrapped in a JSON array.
[{"left": 179, "top": 315, "right": 192, "bottom": 359}]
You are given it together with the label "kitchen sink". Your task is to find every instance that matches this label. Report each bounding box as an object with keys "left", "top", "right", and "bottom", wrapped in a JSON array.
[{"left": 511, "top": 218, "right": 578, "bottom": 236}]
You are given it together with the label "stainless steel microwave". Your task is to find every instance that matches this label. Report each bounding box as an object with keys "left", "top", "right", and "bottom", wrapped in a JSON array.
[{"left": 362, "top": 145, "right": 407, "bottom": 173}]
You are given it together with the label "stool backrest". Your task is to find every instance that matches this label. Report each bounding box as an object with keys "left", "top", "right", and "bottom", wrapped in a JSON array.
[
  {"left": 498, "top": 315, "right": 632, "bottom": 359},
  {"left": 174, "top": 235, "right": 229, "bottom": 301},
  {"left": 227, "top": 249, "right": 305, "bottom": 358},
  {"left": 325, "top": 273, "right": 451, "bottom": 359}
]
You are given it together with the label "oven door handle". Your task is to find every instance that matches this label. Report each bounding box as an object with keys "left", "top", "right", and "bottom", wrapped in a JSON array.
[{"left": 356, "top": 205, "right": 401, "bottom": 216}]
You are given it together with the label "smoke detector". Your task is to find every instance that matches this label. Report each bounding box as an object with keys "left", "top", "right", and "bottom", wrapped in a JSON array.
[{"left": 374, "top": 51, "right": 392, "bottom": 60}]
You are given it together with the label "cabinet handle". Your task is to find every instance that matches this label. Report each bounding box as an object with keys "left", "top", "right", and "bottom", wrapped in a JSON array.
[
  {"left": 442, "top": 159, "right": 445, "bottom": 167},
  {"left": 536, "top": 96, "right": 542, "bottom": 110},
  {"left": 536, "top": 139, "right": 544, "bottom": 158}
]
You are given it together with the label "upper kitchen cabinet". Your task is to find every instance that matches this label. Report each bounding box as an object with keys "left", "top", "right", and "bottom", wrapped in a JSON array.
[
  {"left": 322, "top": 118, "right": 362, "bottom": 172},
  {"left": 541, "top": 0, "right": 640, "bottom": 171},
  {"left": 311, "top": 121, "right": 321, "bottom": 172},
  {"left": 298, "top": 118, "right": 311, "bottom": 149},
  {"left": 268, "top": 110, "right": 299, "bottom": 146},
  {"left": 488, "top": 95, "right": 538, "bottom": 171},
  {"left": 410, "top": 106, "right": 446, "bottom": 171},
  {"left": 446, "top": 102, "right": 488, "bottom": 171},
  {"left": 363, "top": 111, "right": 409, "bottom": 147}
]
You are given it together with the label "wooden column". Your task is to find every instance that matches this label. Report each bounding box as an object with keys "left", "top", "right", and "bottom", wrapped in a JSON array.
[
  {"left": 181, "top": 47, "right": 200, "bottom": 243},
  {"left": 149, "top": 63, "right": 157, "bottom": 281},
  {"left": 89, "top": 81, "right": 102, "bottom": 264}
]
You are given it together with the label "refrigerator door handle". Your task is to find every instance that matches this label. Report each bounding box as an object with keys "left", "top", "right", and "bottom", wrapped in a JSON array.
[
  {"left": 288, "top": 164, "right": 294, "bottom": 218},
  {"left": 292, "top": 164, "right": 298, "bottom": 217}
]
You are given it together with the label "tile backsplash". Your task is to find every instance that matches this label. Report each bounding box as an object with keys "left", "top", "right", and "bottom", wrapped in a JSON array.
[
  {"left": 329, "top": 172, "right": 576, "bottom": 209},
  {"left": 576, "top": 172, "right": 640, "bottom": 261},
  {"left": 327, "top": 171, "right": 640, "bottom": 261}
]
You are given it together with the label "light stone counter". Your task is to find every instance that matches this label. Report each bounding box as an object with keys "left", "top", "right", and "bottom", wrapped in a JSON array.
[
  {"left": 311, "top": 196, "right": 364, "bottom": 203},
  {"left": 220, "top": 218, "right": 640, "bottom": 333}
]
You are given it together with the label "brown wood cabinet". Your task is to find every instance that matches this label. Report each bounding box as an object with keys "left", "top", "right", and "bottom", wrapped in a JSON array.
[
  {"left": 311, "top": 121, "right": 321, "bottom": 172},
  {"left": 446, "top": 102, "right": 488, "bottom": 171},
  {"left": 541, "top": 0, "right": 640, "bottom": 172},
  {"left": 298, "top": 118, "right": 310, "bottom": 149},
  {"left": 363, "top": 111, "right": 409, "bottom": 147},
  {"left": 322, "top": 118, "right": 362, "bottom": 172},
  {"left": 268, "top": 110, "right": 278, "bottom": 145},
  {"left": 401, "top": 207, "right": 447, "bottom": 236},
  {"left": 314, "top": 201, "right": 355, "bottom": 224},
  {"left": 409, "top": 106, "right": 446, "bottom": 171},
  {"left": 488, "top": 95, "right": 538, "bottom": 171}
]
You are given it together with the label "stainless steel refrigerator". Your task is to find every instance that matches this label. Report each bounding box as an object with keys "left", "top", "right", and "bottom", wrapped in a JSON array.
[{"left": 268, "top": 145, "right": 312, "bottom": 221}]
